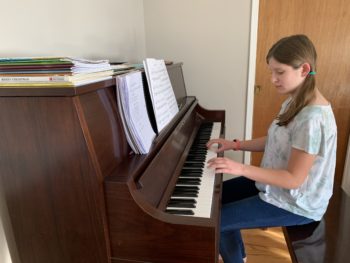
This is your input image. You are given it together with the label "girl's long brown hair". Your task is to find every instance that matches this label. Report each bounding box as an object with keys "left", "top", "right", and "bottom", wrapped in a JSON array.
[{"left": 266, "top": 34, "right": 317, "bottom": 126}]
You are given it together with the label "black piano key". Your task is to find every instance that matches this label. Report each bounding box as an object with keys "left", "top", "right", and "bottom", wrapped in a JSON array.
[
  {"left": 181, "top": 167, "right": 203, "bottom": 172},
  {"left": 193, "top": 141, "right": 209, "bottom": 145},
  {"left": 173, "top": 187, "right": 199, "bottom": 195},
  {"left": 186, "top": 154, "right": 206, "bottom": 158},
  {"left": 168, "top": 203, "right": 196, "bottom": 208},
  {"left": 173, "top": 192, "right": 198, "bottom": 198},
  {"left": 174, "top": 185, "right": 199, "bottom": 190},
  {"left": 179, "top": 173, "right": 202, "bottom": 179},
  {"left": 165, "top": 209, "right": 195, "bottom": 215},
  {"left": 181, "top": 169, "right": 203, "bottom": 174},
  {"left": 191, "top": 142, "right": 208, "bottom": 146},
  {"left": 173, "top": 188, "right": 198, "bottom": 192},
  {"left": 168, "top": 199, "right": 197, "bottom": 208},
  {"left": 190, "top": 144, "right": 208, "bottom": 148},
  {"left": 177, "top": 177, "right": 201, "bottom": 182},
  {"left": 183, "top": 162, "right": 204, "bottom": 168},
  {"left": 182, "top": 169, "right": 204, "bottom": 173},
  {"left": 184, "top": 160, "right": 203, "bottom": 164},
  {"left": 177, "top": 178, "right": 201, "bottom": 185},
  {"left": 182, "top": 167, "right": 204, "bottom": 171},
  {"left": 172, "top": 192, "right": 198, "bottom": 197},
  {"left": 187, "top": 153, "right": 206, "bottom": 157},
  {"left": 180, "top": 175, "right": 202, "bottom": 179},
  {"left": 172, "top": 191, "right": 198, "bottom": 197},
  {"left": 189, "top": 149, "right": 205, "bottom": 154},
  {"left": 186, "top": 157, "right": 206, "bottom": 162},
  {"left": 179, "top": 173, "right": 202, "bottom": 178},
  {"left": 170, "top": 198, "right": 196, "bottom": 203}
]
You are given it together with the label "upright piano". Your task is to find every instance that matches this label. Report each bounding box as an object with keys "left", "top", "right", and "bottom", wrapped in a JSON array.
[{"left": 0, "top": 63, "right": 225, "bottom": 263}]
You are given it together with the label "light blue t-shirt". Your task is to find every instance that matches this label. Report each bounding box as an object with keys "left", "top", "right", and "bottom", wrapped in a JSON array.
[{"left": 256, "top": 98, "right": 337, "bottom": 221}]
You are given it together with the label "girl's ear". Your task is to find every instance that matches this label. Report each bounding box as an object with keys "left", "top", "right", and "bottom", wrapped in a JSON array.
[{"left": 301, "top": 63, "right": 311, "bottom": 77}]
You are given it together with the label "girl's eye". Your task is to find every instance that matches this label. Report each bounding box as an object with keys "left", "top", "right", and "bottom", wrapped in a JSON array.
[{"left": 276, "top": 71, "right": 284, "bottom": 75}]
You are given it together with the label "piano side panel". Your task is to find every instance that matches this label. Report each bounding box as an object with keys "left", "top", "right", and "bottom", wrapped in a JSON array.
[
  {"left": 77, "top": 85, "right": 131, "bottom": 180},
  {"left": 0, "top": 96, "right": 109, "bottom": 263}
]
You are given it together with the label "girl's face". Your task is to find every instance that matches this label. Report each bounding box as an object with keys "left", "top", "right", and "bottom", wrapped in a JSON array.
[{"left": 268, "top": 57, "right": 308, "bottom": 95}]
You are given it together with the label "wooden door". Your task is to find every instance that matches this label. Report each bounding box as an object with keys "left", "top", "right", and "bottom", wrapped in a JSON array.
[{"left": 252, "top": 0, "right": 350, "bottom": 184}]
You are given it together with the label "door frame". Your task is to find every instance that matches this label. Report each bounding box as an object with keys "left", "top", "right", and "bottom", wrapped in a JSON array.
[{"left": 244, "top": 0, "right": 259, "bottom": 164}]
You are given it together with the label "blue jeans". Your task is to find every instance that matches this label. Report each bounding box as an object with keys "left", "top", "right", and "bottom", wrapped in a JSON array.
[{"left": 220, "top": 177, "right": 314, "bottom": 263}]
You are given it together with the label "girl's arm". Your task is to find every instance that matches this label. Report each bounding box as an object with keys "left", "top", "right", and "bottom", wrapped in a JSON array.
[
  {"left": 239, "top": 137, "right": 267, "bottom": 152},
  {"left": 207, "top": 136, "right": 267, "bottom": 153},
  {"left": 207, "top": 147, "right": 316, "bottom": 189}
]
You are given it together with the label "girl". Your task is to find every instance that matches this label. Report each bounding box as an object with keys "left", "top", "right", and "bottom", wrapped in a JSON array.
[{"left": 207, "top": 34, "right": 337, "bottom": 263}]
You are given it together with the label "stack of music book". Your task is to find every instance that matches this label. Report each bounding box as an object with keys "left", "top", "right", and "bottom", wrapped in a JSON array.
[
  {"left": 0, "top": 57, "right": 113, "bottom": 87},
  {"left": 110, "top": 63, "right": 140, "bottom": 76},
  {"left": 116, "top": 71, "right": 156, "bottom": 154},
  {"left": 116, "top": 58, "right": 179, "bottom": 154}
]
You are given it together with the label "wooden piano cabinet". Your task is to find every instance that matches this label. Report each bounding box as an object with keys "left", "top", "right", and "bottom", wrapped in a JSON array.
[{"left": 0, "top": 63, "right": 225, "bottom": 263}]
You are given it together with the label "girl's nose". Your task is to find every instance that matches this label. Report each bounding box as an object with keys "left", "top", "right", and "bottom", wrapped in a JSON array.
[{"left": 271, "top": 73, "right": 278, "bottom": 84}]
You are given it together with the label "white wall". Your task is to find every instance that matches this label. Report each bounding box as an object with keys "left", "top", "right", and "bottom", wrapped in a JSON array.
[
  {"left": 144, "top": 0, "right": 252, "bottom": 164},
  {"left": 0, "top": 0, "right": 146, "bottom": 62},
  {"left": 0, "top": 1, "right": 146, "bottom": 262}
]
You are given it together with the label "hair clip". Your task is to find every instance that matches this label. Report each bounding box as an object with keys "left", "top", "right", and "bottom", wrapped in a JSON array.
[{"left": 309, "top": 71, "right": 316, "bottom": 75}]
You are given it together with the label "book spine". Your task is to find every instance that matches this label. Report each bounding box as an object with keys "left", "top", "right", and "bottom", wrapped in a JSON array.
[{"left": 0, "top": 76, "right": 68, "bottom": 82}]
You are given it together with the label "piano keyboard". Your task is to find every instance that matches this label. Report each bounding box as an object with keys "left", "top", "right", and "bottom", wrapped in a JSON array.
[{"left": 166, "top": 122, "right": 221, "bottom": 218}]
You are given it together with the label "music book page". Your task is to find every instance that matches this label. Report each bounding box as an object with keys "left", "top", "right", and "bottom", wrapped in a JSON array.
[
  {"left": 116, "top": 71, "right": 155, "bottom": 154},
  {"left": 143, "top": 58, "right": 179, "bottom": 133}
]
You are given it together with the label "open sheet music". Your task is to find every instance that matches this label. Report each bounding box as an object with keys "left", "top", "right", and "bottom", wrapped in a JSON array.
[
  {"left": 143, "top": 58, "right": 179, "bottom": 133},
  {"left": 116, "top": 71, "right": 156, "bottom": 154}
]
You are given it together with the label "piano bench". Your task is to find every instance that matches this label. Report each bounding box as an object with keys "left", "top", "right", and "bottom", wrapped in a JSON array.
[
  {"left": 282, "top": 185, "right": 350, "bottom": 263},
  {"left": 282, "top": 221, "right": 321, "bottom": 263}
]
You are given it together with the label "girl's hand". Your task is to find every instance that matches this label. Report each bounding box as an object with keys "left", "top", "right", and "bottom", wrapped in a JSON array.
[
  {"left": 206, "top": 138, "right": 235, "bottom": 153},
  {"left": 207, "top": 157, "right": 244, "bottom": 175}
]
